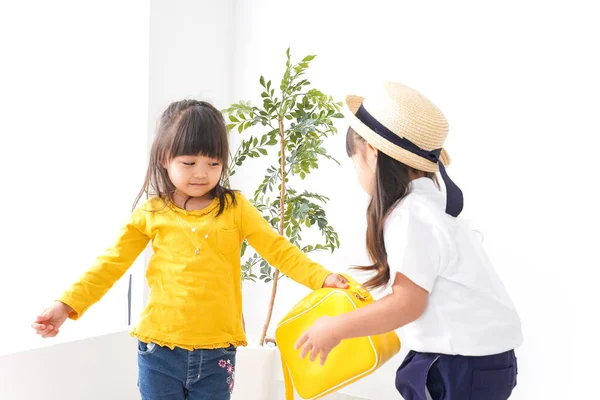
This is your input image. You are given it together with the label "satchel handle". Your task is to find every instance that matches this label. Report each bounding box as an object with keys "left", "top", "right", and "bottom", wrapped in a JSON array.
[{"left": 339, "top": 273, "right": 372, "bottom": 302}]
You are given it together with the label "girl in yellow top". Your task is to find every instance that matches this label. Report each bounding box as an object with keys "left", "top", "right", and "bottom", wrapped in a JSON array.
[{"left": 32, "top": 100, "right": 347, "bottom": 400}]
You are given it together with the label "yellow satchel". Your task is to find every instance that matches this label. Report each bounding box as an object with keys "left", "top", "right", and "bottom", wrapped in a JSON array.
[{"left": 275, "top": 274, "right": 401, "bottom": 399}]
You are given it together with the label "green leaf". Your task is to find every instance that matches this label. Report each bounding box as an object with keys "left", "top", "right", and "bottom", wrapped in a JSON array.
[{"left": 226, "top": 48, "right": 344, "bottom": 282}]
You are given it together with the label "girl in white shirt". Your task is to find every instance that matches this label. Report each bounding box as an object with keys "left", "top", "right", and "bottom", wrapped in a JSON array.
[{"left": 296, "top": 82, "right": 523, "bottom": 400}]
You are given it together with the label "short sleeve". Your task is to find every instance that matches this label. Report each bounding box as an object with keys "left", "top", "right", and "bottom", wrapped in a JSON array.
[{"left": 384, "top": 206, "right": 444, "bottom": 292}]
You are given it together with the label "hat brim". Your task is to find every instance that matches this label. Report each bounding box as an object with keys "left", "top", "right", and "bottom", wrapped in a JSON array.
[{"left": 344, "top": 94, "right": 450, "bottom": 172}]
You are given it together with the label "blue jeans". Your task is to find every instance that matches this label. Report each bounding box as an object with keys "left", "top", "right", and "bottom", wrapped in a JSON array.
[{"left": 137, "top": 340, "right": 237, "bottom": 400}]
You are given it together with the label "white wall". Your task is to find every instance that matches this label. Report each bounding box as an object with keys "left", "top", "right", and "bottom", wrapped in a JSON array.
[
  {"left": 148, "top": 0, "right": 235, "bottom": 130},
  {"left": 232, "top": 1, "right": 600, "bottom": 399},
  {"left": 0, "top": 0, "right": 149, "bottom": 356}
]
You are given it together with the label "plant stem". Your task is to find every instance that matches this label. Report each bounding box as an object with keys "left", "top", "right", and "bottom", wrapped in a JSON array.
[{"left": 259, "top": 116, "right": 286, "bottom": 347}]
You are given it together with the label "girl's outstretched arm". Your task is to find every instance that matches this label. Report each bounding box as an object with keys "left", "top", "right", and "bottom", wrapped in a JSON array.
[
  {"left": 238, "top": 193, "right": 337, "bottom": 290},
  {"left": 57, "top": 208, "right": 150, "bottom": 320}
]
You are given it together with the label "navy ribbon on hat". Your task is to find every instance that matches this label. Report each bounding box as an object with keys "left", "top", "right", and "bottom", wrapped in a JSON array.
[{"left": 355, "top": 104, "right": 464, "bottom": 217}]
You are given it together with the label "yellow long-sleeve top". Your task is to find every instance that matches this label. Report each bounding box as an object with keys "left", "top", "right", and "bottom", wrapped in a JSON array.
[{"left": 58, "top": 192, "right": 331, "bottom": 350}]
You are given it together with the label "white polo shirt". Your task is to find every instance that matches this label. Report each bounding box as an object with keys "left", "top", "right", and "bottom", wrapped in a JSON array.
[{"left": 383, "top": 177, "right": 523, "bottom": 356}]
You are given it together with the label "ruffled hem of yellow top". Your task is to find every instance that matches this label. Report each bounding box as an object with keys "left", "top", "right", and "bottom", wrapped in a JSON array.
[{"left": 130, "top": 331, "right": 248, "bottom": 351}]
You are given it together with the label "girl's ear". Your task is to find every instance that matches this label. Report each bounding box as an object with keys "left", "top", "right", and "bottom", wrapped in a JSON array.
[
  {"left": 366, "top": 142, "right": 378, "bottom": 160},
  {"left": 363, "top": 142, "right": 378, "bottom": 172}
]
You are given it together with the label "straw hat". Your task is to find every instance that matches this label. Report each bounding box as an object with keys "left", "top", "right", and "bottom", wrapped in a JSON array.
[
  {"left": 345, "top": 81, "right": 451, "bottom": 173},
  {"left": 345, "top": 81, "right": 464, "bottom": 217}
]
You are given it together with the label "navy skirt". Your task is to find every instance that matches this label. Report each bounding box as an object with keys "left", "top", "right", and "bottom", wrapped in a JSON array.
[{"left": 395, "top": 350, "right": 518, "bottom": 400}]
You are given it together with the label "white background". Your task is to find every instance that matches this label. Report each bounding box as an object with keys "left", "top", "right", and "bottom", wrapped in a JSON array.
[
  {"left": 1, "top": 1, "right": 599, "bottom": 399},
  {"left": 0, "top": 0, "right": 149, "bottom": 355}
]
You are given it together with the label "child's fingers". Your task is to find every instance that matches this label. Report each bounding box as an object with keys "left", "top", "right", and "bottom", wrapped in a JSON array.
[
  {"left": 335, "top": 276, "right": 349, "bottom": 289},
  {"left": 299, "top": 341, "right": 313, "bottom": 360},
  {"left": 37, "top": 324, "right": 55, "bottom": 337},
  {"left": 41, "top": 326, "right": 55, "bottom": 338},
  {"left": 320, "top": 350, "right": 331, "bottom": 366},
  {"left": 32, "top": 322, "right": 52, "bottom": 335},
  {"left": 309, "top": 346, "right": 319, "bottom": 363},
  {"left": 39, "top": 326, "right": 54, "bottom": 336},
  {"left": 36, "top": 308, "right": 52, "bottom": 322},
  {"left": 31, "top": 322, "right": 46, "bottom": 331},
  {"left": 42, "top": 327, "right": 59, "bottom": 338},
  {"left": 295, "top": 333, "right": 309, "bottom": 350}
]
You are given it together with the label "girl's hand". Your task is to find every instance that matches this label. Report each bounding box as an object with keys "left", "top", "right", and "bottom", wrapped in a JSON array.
[
  {"left": 322, "top": 273, "right": 348, "bottom": 289},
  {"left": 32, "top": 301, "right": 72, "bottom": 338},
  {"left": 295, "top": 316, "right": 341, "bottom": 366}
]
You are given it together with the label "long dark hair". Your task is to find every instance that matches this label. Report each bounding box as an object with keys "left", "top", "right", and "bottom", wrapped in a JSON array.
[
  {"left": 346, "top": 127, "right": 437, "bottom": 290},
  {"left": 133, "top": 100, "right": 236, "bottom": 215}
]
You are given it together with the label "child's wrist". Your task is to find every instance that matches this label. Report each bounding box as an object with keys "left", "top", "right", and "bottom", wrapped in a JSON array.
[
  {"left": 320, "top": 271, "right": 334, "bottom": 288},
  {"left": 57, "top": 301, "right": 74, "bottom": 313},
  {"left": 331, "top": 316, "right": 345, "bottom": 342}
]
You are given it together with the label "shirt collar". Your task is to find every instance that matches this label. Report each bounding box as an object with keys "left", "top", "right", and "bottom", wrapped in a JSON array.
[{"left": 409, "top": 177, "right": 437, "bottom": 192}]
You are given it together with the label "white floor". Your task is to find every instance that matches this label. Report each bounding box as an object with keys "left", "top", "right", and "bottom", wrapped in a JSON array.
[{"left": 269, "top": 382, "right": 368, "bottom": 399}]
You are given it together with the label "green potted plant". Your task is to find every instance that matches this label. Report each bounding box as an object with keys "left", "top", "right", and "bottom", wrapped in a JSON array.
[{"left": 224, "top": 49, "right": 343, "bottom": 398}]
